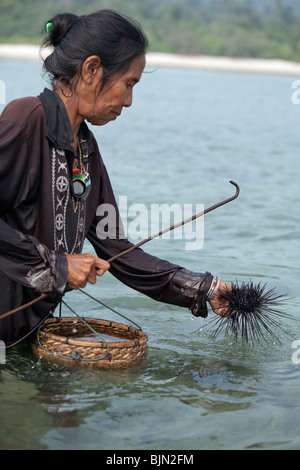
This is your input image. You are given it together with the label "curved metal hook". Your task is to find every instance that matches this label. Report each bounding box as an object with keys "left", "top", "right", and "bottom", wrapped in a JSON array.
[
  {"left": 108, "top": 180, "right": 240, "bottom": 263},
  {"left": 202, "top": 180, "right": 240, "bottom": 217}
]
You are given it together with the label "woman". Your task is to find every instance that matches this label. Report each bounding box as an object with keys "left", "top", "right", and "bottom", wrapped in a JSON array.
[{"left": 0, "top": 10, "right": 229, "bottom": 348}]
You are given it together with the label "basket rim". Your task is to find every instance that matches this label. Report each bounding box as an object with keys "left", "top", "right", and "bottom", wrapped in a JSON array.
[{"left": 39, "top": 316, "right": 148, "bottom": 349}]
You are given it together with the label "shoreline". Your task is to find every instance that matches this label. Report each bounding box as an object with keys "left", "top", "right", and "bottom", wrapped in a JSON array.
[{"left": 0, "top": 43, "right": 300, "bottom": 76}]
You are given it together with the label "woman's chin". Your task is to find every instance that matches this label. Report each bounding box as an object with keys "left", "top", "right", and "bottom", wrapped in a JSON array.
[{"left": 88, "top": 116, "right": 113, "bottom": 126}]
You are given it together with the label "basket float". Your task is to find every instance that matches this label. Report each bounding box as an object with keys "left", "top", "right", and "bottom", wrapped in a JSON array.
[{"left": 32, "top": 316, "right": 148, "bottom": 369}]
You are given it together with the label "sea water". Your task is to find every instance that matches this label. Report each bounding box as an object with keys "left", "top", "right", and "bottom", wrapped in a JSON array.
[{"left": 0, "top": 58, "right": 299, "bottom": 450}]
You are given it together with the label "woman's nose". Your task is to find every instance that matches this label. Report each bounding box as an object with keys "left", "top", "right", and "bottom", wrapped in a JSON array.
[{"left": 124, "top": 89, "right": 133, "bottom": 107}]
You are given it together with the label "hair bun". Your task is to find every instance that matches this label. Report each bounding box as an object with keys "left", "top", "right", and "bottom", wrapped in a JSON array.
[
  {"left": 42, "top": 9, "right": 148, "bottom": 90},
  {"left": 45, "top": 13, "right": 78, "bottom": 47}
]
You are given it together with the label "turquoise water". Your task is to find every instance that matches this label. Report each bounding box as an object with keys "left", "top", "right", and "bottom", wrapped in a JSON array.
[{"left": 0, "top": 58, "right": 299, "bottom": 450}]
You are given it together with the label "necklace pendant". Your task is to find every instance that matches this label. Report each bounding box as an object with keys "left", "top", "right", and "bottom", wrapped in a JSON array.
[{"left": 72, "top": 169, "right": 91, "bottom": 200}]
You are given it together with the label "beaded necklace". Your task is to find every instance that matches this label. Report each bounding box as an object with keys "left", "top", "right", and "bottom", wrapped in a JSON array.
[{"left": 72, "top": 139, "right": 91, "bottom": 213}]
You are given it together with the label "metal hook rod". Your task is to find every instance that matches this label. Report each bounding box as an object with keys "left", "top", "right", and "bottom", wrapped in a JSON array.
[
  {"left": 0, "top": 294, "right": 48, "bottom": 321},
  {"left": 0, "top": 181, "right": 239, "bottom": 319},
  {"left": 107, "top": 180, "right": 240, "bottom": 263}
]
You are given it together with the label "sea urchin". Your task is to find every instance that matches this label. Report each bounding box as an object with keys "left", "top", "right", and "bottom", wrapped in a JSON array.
[{"left": 208, "top": 281, "right": 290, "bottom": 345}]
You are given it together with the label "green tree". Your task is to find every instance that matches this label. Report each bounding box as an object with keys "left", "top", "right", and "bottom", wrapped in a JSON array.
[{"left": 0, "top": 0, "right": 299, "bottom": 61}]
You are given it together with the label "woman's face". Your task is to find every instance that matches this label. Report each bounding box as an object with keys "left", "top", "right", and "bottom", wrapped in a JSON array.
[{"left": 78, "top": 54, "right": 146, "bottom": 126}]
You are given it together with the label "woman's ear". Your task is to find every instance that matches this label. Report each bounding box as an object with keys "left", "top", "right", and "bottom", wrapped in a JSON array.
[{"left": 81, "top": 55, "right": 103, "bottom": 85}]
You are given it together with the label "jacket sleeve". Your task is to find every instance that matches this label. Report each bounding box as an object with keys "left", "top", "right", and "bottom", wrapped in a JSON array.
[
  {"left": 86, "top": 156, "right": 213, "bottom": 318},
  {"left": 0, "top": 101, "right": 68, "bottom": 295},
  {"left": 0, "top": 218, "right": 67, "bottom": 295}
]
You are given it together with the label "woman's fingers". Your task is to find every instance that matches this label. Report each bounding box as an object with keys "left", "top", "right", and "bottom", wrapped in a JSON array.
[
  {"left": 87, "top": 258, "right": 110, "bottom": 283},
  {"left": 208, "top": 279, "right": 232, "bottom": 317},
  {"left": 94, "top": 258, "right": 110, "bottom": 277},
  {"left": 66, "top": 253, "right": 110, "bottom": 289}
]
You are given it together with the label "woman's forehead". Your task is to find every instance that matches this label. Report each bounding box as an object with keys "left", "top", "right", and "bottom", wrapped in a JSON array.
[{"left": 124, "top": 54, "right": 146, "bottom": 82}]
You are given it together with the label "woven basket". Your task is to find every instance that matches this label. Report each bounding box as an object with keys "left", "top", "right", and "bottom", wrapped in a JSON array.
[{"left": 31, "top": 317, "right": 148, "bottom": 369}]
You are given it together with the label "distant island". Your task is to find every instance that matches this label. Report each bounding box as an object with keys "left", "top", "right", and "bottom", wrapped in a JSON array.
[{"left": 1, "top": 44, "right": 300, "bottom": 77}]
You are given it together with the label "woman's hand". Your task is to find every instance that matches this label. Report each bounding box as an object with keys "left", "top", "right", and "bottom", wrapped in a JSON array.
[
  {"left": 208, "top": 278, "right": 232, "bottom": 317},
  {"left": 66, "top": 253, "right": 110, "bottom": 290}
]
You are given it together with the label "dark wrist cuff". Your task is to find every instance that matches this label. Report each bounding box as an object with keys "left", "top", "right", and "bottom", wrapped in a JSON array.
[{"left": 172, "top": 268, "right": 213, "bottom": 318}]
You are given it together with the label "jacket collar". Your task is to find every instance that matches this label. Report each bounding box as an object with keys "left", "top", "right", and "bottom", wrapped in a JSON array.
[{"left": 38, "top": 88, "right": 94, "bottom": 159}]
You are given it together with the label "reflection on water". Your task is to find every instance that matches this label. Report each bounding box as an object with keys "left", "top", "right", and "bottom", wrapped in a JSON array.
[
  {"left": 71, "top": 334, "right": 129, "bottom": 342},
  {"left": 2, "top": 310, "right": 300, "bottom": 450}
]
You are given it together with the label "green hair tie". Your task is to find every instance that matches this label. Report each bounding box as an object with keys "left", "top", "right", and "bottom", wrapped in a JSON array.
[{"left": 46, "top": 22, "right": 53, "bottom": 35}]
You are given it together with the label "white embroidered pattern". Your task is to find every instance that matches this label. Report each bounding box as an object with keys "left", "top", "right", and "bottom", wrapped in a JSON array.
[
  {"left": 51, "top": 147, "right": 86, "bottom": 254},
  {"left": 26, "top": 267, "right": 54, "bottom": 293},
  {"left": 25, "top": 244, "right": 55, "bottom": 293}
]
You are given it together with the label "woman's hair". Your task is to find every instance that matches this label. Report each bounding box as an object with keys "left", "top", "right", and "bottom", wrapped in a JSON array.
[{"left": 42, "top": 9, "right": 148, "bottom": 91}]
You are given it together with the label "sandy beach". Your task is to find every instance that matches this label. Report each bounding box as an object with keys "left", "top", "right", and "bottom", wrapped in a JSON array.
[{"left": 0, "top": 43, "right": 300, "bottom": 76}]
